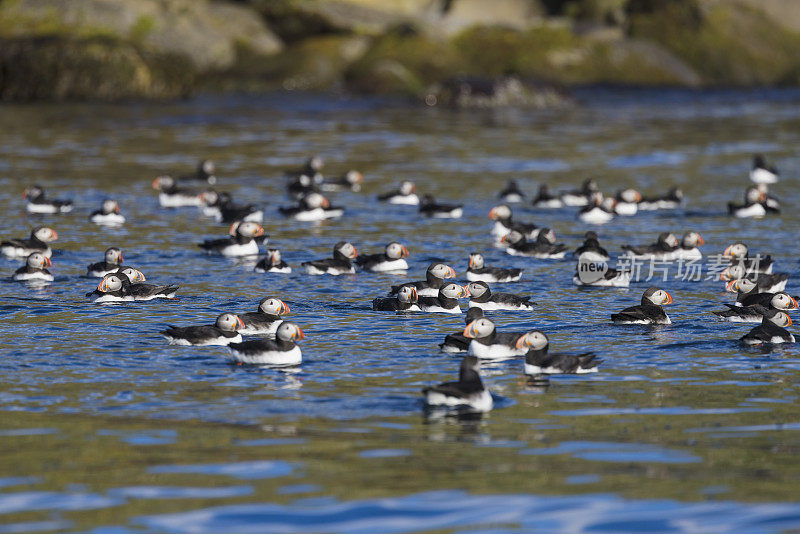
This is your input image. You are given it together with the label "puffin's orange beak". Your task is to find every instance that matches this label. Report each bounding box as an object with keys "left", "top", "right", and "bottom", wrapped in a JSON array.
[
  {"left": 468, "top": 256, "right": 477, "bottom": 268},
  {"left": 253, "top": 225, "right": 265, "bottom": 237},
  {"left": 295, "top": 327, "right": 305, "bottom": 341},
  {"left": 98, "top": 279, "right": 109, "bottom": 292},
  {"left": 723, "top": 245, "right": 732, "bottom": 256},
  {"left": 229, "top": 223, "right": 238, "bottom": 236},
  {"left": 501, "top": 235, "right": 510, "bottom": 244},
  {"left": 321, "top": 197, "right": 330, "bottom": 208},
  {"left": 410, "top": 287, "right": 418, "bottom": 301},
  {"left": 352, "top": 247, "right": 359, "bottom": 258},
  {"left": 663, "top": 292, "right": 673, "bottom": 305},
  {"left": 636, "top": 191, "right": 643, "bottom": 202},
  {"left": 515, "top": 336, "right": 529, "bottom": 350},
  {"left": 236, "top": 316, "right": 246, "bottom": 330},
  {"left": 463, "top": 285, "right": 471, "bottom": 297},
  {"left": 400, "top": 245, "right": 409, "bottom": 258},
  {"left": 445, "top": 266, "right": 456, "bottom": 278},
  {"left": 118, "top": 253, "right": 124, "bottom": 263},
  {"left": 44, "top": 256, "right": 52, "bottom": 267},
  {"left": 136, "top": 271, "right": 146, "bottom": 282},
  {"left": 488, "top": 208, "right": 497, "bottom": 220},
  {"left": 281, "top": 301, "right": 291, "bottom": 314},
  {"left": 151, "top": 177, "right": 161, "bottom": 190},
  {"left": 790, "top": 297, "right": 799, "bottom": 310},
  {"left": 463, "top": 321, "right": 477, "bottom": 338},
  {"left": 725, "top": 280, "right": 738, "bottom": 293},
  {"left": 50, "top": 230, "right": 58, "bottom": 241},
  {"left": 21, "top": 189, "right": 28, "bottom": 198},
  {"left": 697, "top": 235, "right": 705, "bottom": 245},
  {"left": 719, "top": 270, "right": 732, "bottom": 281}
]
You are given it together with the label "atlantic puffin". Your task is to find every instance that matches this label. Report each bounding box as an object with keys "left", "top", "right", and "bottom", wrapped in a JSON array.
[
  {"left": 466, "top": 252, "right": 522, "bottom": 283},
  {"left": 228, "top": 322, "right": 305, "bottom": 366},
  {"left": 720, "top": 264, "right": 788, "bottom": 293},
  {"left": 621, "top": 232, "right": 679, "bottom": 260},
  {"left": 722, "top": 242, "right": 773, "bottom": 274},
  {"left": 750, "top": 154, "right": 779, "bottom": 184},
  {"left": 199, "top": 191, "right": 262, "bottom": 223},
  {"left": 13, "top": 253, "right": 53, "bottom": 282},
  {"left": 520, "top": 331, "right": 601, "bottom": 375},
  {"left": 87, "top": 247, "right": 124, "bottom": 277},
  {"left": 355, "top": 242, "right": 410, "bottom": 272},
  {"left": 377, "top": 180, "right": 419, "bottom": 205},
  {"left": 86, "top": 273, "right": 135, "bottom": 303},
  {"left": 638, "top": 186, "right": 683, "bottom": 211},
  {"left": 498, "top": 180, "right": 525, "bottom": 203},
  {"left": 302, "top": 241, "right": 358, "bottom": 275},
  {"left": 572, "top": 252, "right": 630, "bottom": 287},
  {"left": 464, "top": 281, "right": 533, "bottom": 311},
  {"left": 114, "top": 268, "right": 179, "bottom": 300},
  {"left": 89, "top": 200, "right": 125, "bottom": 225},
  {"left": 502, "top": 229, "right": 567, "bottom": 259},
  {"left": 673, "top": 231, "right": 704, "bottom": 260},
  {"left": 151, "top": 175, "right": 202, "bottom": 208},
  {"left": 390, "top": 263, "right": 456, "bottom": 297},
  {"left": 728, "top": 186, "right": 767, "bottom": 218},
  {"left": 419, "top": 194, "right": 463, "bottom": 219},
  {"left": 372, "top": 285, "right": 420, "bottom": 312},
  {"left": 713, "top": 291, "right": 797, "bottom": 322},
  {"left": 740, "top": 308, "right": 794, "bottom": 345},
  {"left": 561, "top": 178, "right": 599, "bottom": 207},
  {"left": 726, "top": 278, "right": 762, "bottom": 306},
  {"left": 422, "top": 355, "right": 493, "bottom": 412},
  {"left": 532, "top": 184, "right": 563, "bottom": 208},
  {"left": 489, "top": 204, "right": 539, "bottom": 239},
  {"left": 573, "top": 231, "right": 610, "bottom": 261},
  {"left": 439, "top": 307, "right": 485, "bottom": 353},
  {"left": 22, "top": 185, "right": 73, "bottom": 214},
  {"left": 1, "top": 226, "right": 58, "bottom": 258},
  {"left": 320, "top": 170, "right": 364, "bottom": 192},
  {"left": 255, "top": 249, "right": 291, "bottom": 273},
  {"left": 577, "top": 192, "right": 614, "bottom": 224},
  {"left": 611, "top": 287, "right": 673, "bottom": 325},
  {"left": 418, "top": 283, "right": 466, "bottom": 314},
  {"left": 279, "top": 192, "right": 343, "bottom": 221},
  {"left": 613, "top": 188, "right": 642, "bottom": 216},
  {"left": 198, "top": 222, "right": 266, "bottom": 257},
  {"left": 238, "top": 297, "right": 291, "bottom": 336},
  {"left": 462, "top": 317, "right": 527, "bottom": 360},
  {"left": 161, "top": 313, "right": 245, "bottom": 346}
]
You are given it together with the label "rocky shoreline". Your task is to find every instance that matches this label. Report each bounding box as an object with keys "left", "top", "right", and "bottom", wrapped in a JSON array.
[{"left": 1, "top": 0, "right": 800, "bottom": 105}]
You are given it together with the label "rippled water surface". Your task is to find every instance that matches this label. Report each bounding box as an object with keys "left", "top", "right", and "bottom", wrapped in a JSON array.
[{"left": 1, "top": 89, "right": 800, "bottom": 532}]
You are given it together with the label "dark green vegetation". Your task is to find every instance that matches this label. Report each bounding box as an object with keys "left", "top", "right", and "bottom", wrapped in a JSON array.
[{"left": 2, "top": 0, "right": 800, "bottom": 101}]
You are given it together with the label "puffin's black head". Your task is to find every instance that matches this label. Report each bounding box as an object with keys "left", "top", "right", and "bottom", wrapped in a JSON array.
[
  {"left": 489, "top": 204, "right": 512, "bottom": 222},
  {"left": 770, "top": 293, "right": 799, "bottom": 311},
  {"left": 399, "top": 180, "right": 416, "bottom": 195},
  {"left": 307, "top": 156, "right": 324, "bottom": 172},
  {"left": 617, "top": 188, "right": 642, "bottom": 203},
  {"left": 536, "top": 228, "right": 556, "bottom": 244},
  {"left": 98, "top": 272, "right": 131, "bottom": 293},
  {"left": 681, "top": 232, "right": 704, "bottom": 248},
  {"left": 258, "top": 297, "right": 290, "bottom": 316},
  {"left": 745, "top": 186, "right": 764, "bottom": 204},
  {"left": 465, "top": 281, "right": 490, "bottom": 299},
  {"left": 215, "top": 313, "right": 245, "bottom": 332},
  {"left": 266, "top": 248, "right": 282, "bottom": 265},
  {"left": 302, "top": 192, "right": 330, "bottom": 209},
  {"left": 582, "top": 178, "right": 599, "bottom": 193},
  {"left": 725, "top": 278, "right": 756, "bottom": 294},
  {"left": 669, "top": 186, "right": 683, "bottom": 200},
  {"left": 427, "top": 263, "right": 456, "bottom": 282},
  {"left": 501, "top": 230, "right": 525, "bottom": 246},
  {"left": 345, "top": 170, "right": 364, "bottom": 185},
  {"left": 397, "top": 285, "right": 418, "bottom": 304},
  {"left": 217, "top": 192, "right": 234, "bottom": 206},
  {"left": 538, "top": 184, "right": 550, "bottom": 195},
  {"left": 152, "top": 175, "right": 175, "bottom": 190},
  {"left": 198, "top": 159, "right": 216, "bottom": 178},
  {"left": 32, "top": 226, "right": 58, "bottom": 242},
  {"left": 753, "top": 154, "right": 766, "bottom": 168},
  {"left": 105, "top": 247, "right": 123, "bottom": 265},
  {"left": 439, "top": 283, "right": 466, "bottom": 300},
  {"left": 421, "top": 194, "right": 436, "bottom": 205},
  {"left": 465, "top": 307, "right": 484, "bottom": 324},
  {"left": 276, "top": 321, "right": 305, "bottom": 342},
  {"left": 26, "top": 252, "right": 51, "bottom": 270},
  {"left": 232, "top": 221, "right": 265, "bottom": 239},
  {"left": 333, "top": 241, "right": 358, "bottom": 260},
  {"left": 463, "top": 318, "right": 495, "bottom": 339},
  {"left": 642, "top": 287, "right": 673, "bottom": 306},
  {"left": 723, "top": 242, "right": 748, "bottom": 259},
  {"left": 385, "top": 242, "right": 409, "bottom": 260},
  {"left": 657, "top": 232, "right": 678, "bottom": 248},
  {"left": 101, "top": 200, "right": 121, "bottom": 215},
  {"left": 459, "top": 355, "right": 482, "bottom": 383},
  {"left": 22, "top": 185, "right": 45, "bottom": 200},
  {"left": 757, "top": 307, "right": 792, "bottom": 328},
  {"left": 516, "top": 330, "right": 549, "bottom": 351},
  {"left": 117, "top": 267, "right": 145, "bottom": 283},
  {"left": 468, "top": 252, "right": 484, "bottom": 270},
  {"left": 584, "top": 231, "right": 599, "bottom": 241}
]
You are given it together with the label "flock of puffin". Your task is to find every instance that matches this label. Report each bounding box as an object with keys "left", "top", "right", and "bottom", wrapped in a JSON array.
[{"left": 2, "top": 154, "right": 793, "bottom": 414}]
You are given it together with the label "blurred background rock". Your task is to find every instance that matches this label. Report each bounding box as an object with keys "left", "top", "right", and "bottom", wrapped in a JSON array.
[{"left": 1, "top": 0, "right": 799, "bottom": 104}]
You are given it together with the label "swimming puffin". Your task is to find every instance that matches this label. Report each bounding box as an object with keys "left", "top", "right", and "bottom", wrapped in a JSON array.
[
  {"left": 572, "top": 252, "right": 630, "bottom": 287},
  {"left": 419, "top": 194, "right": 463, "bottom": 219},
  {"left": 498, "top": 180, "right": 525, "bottom": 203},
  {"left": 279, "top": 192, "right": 343, "bottom": 221},
  {"left": 390, "top": 263, "right": 456, "bottom": 297},
  {"left": 728, "top": 186, "right": 767, "bottom": 218},
  {"left": 573, "top": 231, "right": 610, "bottom": 261},
  {"left": 89, "top": 200, "right": 125, "bottom": 225},
  {"left": 377, "top": 180, "right": 419, "bottom": 205},
  {"left": 85, "top": 272, "right": 135, "bottom": 303},
  {"left": 726, "top": 278, "right": 762, "bottom": 306},
  {"left": 464, "top": 281, "right": 533, "bottom": 311},
  {"left": 152, "top": 175, "right": 202, "bottom": 208},
  {"left": 489, "top": 204, "right": 539, "bottom": 239},
  {"left": 439, "top": 307, "right": 485, "bottom": 353},
  {"left": 161, "top": 313, "right": 245, "bottom": 346},
  {"left": 228, "top": 322, "right": 305, "bottom": 366},
  {"left": 673, "top": 231, "right": 704, "bottom": 260},
  {"left": 115, "top": 268, "right": 179, "bottom": 300},
  {"left": 198, "top": 221, "right": 266, "bottom": 257},
  {"left": 740, "top": 308, "right": 794, "bottom": 345},
  {"left": 320, "top": 170, "right": 364, "bottom": 192},
  {"left": 302, "top": 241, "right": 358, "bottom": 275},
  {"left": 422, "top": 355, "right": 493, "bottom": 412},
  {"left": 1, "top": 226, "right": 58, "bottom": 258},
  {"left": 720, "top": 264, "right": 788, "bottom": 293},
  {"left": 238, "top": 297, "right": 291, "bottom": 336},
  {"left": 13, "top": 253, "right": 53, "bottom": 282},
  {"left": 22, "top": 185, "right": 73, "bottom": 214},
  {"left": 199, "top": 191, "right": 262, "bottom": 223},
  {"left": 613, "top": 188, "right": 642, "bottom": 216},
  {"left": 255, "top": 249, "right": 292, "bottom": 273},
  {"left": 520, "top": 331, "right": 601, "bottom": 375},
  {"left": 355, "top": 242, "right": 410, "bottom": 272},
  {"left": 713, "top": 291, "right": 797, "bottom": 322},
  {"left": 638, "top": 186, "right": 683, "bottom": 211},
  {"left": 502, "top": 229, "right": 567, "bottom": 259},
  {"left": 418, "top": 283, "right": 466, "bottom": 314},
  {"left": 561, "top": 178, "right": 599, "bottom": 207},
  {"left": 372, "top": 285, "right": 420, "bottom": 312},
  {"left": 462, "top": 317, "right": 527, "bottom": 360},
  {"left": 466, "top": 252, "right": 522, "bottom": 283},
  {"left": 621, "top": 232, "right": 679, "bottom": 260},
  {"left": 750, "top": 154, "right": 779, "bottom": 184},
  {"left": 87, "top": 247, "right": 124, "bottom": 277},
  {"left": 722, "top": 242, "right": 773, "bottom": 274},
  {"left": 577, "top": 192, "right": 615, "bottom": 224},
  {"left": 611, "top": 287, "right": 673, "bottom": 325},
  {"left": 532, "top": 184, "right": 563, "bottom": 208}
]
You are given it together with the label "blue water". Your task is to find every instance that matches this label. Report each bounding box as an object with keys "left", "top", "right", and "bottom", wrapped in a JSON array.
[{"left": 0, "top": 89, "right": 800, "bottom": 532}]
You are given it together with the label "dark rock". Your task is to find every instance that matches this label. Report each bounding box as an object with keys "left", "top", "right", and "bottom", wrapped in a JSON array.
[{"left": 423, "top": 75, "right": 572, "bottom": 108}]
